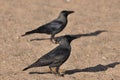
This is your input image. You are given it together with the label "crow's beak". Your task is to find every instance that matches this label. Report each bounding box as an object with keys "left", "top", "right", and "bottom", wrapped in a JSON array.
[
  {"left": 70, "top": 35, "right": 80, "bottom": 40},
  {"left": 68, "top": 11, "right": 74, "bottom": 14}
]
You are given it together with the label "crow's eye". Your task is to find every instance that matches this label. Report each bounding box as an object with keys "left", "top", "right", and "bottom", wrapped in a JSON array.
[
  {"left": 54, "top": 38, "right": 60, "bottom": 44},
  {"left": 54, "top": 39, "right": 58, "bottom": 42},
  {"left": 54, "top": 38, "right": 59, "bottom": 42}
]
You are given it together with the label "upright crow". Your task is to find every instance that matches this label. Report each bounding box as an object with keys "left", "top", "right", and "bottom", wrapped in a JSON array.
[
  {"left": 21, "top": 10, "right": 74, "bottom": 42},
  {"left": 23, "top": 35, "right": 78, "bottom": 76}
]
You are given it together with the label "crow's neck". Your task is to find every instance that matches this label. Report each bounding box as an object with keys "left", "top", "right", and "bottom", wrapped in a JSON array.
[
  {"left": 57, "top": 14, "right": 67, "bottom": 22},
  {"left": 60, "top": 40, "right": 71, "bottom": 49}
]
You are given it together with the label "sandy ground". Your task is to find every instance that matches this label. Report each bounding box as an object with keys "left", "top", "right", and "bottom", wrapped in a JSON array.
[{"left": 0, "top": 0, "right": 120, "bottom": 80}]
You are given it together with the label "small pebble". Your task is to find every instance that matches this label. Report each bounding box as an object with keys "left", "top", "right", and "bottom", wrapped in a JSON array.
[
  {"left": 102, "top": 56, "right": 107, "bottom": 60},
  {"left": 2, "top": 61, "right": 6, "bottom": 63},
  {"left": 65, "top": 0, "right": 70, "bottom": 2}
]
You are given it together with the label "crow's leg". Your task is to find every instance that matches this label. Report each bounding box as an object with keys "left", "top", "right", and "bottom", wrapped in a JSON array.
[
  {"left": 50, "top": 34, "right": 55, "bottom": 43},
  {"left": 56, "top": 67, "right": 64, "bottom": 77},
  {"left": 49, "top": 66, "right": 56, "bottom": 74}
]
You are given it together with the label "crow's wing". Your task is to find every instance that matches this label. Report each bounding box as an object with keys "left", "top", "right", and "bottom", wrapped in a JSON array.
[
  {"left": 50, "top": 47, "right": 71, "bottom": 67},
  {"left": 23, "top": 45, "right": 70, "bottom": 70},
  {"left": 41, "top": 46, "right": 71, "bottom": 67},
  {"left": 37, "top": 20, "right": 64, "bottom": 34},
  {"left": 24, "top": 45, "right": 69, "bottom": 70},
  {"left": 33, "top": 45, "right": 70, "bottom": 66}
]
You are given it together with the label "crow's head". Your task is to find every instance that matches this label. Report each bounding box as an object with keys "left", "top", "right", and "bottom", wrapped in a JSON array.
[
  {"left": 54, "top": 35, "right": 78, "bottom": 44},
  {"left": 60, "top": 10, "right": 74, "bottom": 17}
]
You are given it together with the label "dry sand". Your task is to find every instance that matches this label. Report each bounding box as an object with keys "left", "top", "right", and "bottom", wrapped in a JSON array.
[{"left": 0, "top": 0, "right": 120, "bottom": 80}]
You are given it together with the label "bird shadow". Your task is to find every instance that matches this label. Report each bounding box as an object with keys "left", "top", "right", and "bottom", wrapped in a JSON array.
[
  {"left": 30, "top": 30, "right": 107, "bottom": 41},
  {"left": 29, "top": 71, "right": 51, "bottom": 74},
  {"left": 64, "top": 62, "right": 120, "bottom": 75},
  {"left": 29, "top": 62, "right": 120, "bottom": 75}
]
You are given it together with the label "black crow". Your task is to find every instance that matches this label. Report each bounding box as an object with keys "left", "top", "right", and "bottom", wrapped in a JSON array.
[
  {"left": 23, "top": 35, "right": 78, "bottom": 76},
  {"left": 21, "top": 10, "right": 74, "bottom": 42}
]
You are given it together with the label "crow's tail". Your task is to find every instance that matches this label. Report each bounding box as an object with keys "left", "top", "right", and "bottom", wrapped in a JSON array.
[
  {"left": 22, "top": 64, "right": 33, "bottom": 71},
  {"left": 23, "top": 67, "right": 30, "bottom": 71},
  {"left": 22, "top": 61, "right": 43, "bottom": 71},
  {"left": 21, "top": 29, "right": 39, "bottom": 37}
]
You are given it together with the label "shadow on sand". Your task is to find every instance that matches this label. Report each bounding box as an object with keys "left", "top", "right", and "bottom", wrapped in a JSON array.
[
  {"left": 30, "top": 30, "right": 107, "bottom": 41},
  {"left": 64, "top": 62, "right": 120, "bottom": 75},
  {"left": 29, "top": 62, "right": 120, "bottom": 75}
]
